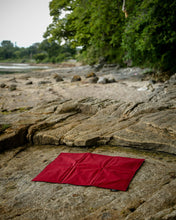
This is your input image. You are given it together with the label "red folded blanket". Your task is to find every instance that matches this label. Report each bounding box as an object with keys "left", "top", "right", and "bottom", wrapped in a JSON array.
[{"left": 32, "top": 152, "right": 144, "bottom": 191}]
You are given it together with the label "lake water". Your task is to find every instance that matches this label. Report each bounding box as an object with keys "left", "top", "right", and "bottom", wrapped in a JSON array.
[{"left": 0, "top": 63, "right": 49, "bottom": 71}]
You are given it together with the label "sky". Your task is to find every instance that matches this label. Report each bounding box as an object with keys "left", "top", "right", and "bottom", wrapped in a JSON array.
[{"left": 0, "top": 0, "right": 52, "bottom": 47}]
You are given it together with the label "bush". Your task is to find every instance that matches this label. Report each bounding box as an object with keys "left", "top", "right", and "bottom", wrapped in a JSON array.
[
  {"left": 122, "top": 0, "right": 176, "bottom": 72},
  {"left": 34, "top": 53, "right": 48, "bottom": 63}
]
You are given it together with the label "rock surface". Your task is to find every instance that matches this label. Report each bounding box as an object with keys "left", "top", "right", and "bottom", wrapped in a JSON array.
[
  {"left": 0, "top": 145, "right": 176, "bottom": 220},
  {"left": 0, "top": 68, "right": 175, "bottom": 154},
  {"left": 0, "top": 65, "right": 176, "bottom": 219}
]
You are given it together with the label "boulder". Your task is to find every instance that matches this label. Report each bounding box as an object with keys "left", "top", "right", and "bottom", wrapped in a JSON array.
[
  {"left": 85, "top": 72, "right": 96, "bottom": 78},
  {"left": 0, "top": 83, "right": 6, "bottom": 88},
  {"left": 71, "top": 75, "right": 82, "bottom": 82},
  {"left": 108, "top": 77, "right": 116, "bottom": 83},
  {"left": 97, "top": 77, "right": 108, "bottom": 84},
  {"left": 53, "top": 74, "right": 64, "bottom": 82},
  {"left": 89, "top": 77, "right": 99, "bottom": 83},
  {"left": 84, "top": 76, "right": 99, "bottom": 84}
]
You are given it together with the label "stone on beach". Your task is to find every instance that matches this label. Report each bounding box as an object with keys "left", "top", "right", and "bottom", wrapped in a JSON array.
[{"left": 71, "top": 75, "right": 82, "bottom": 82}]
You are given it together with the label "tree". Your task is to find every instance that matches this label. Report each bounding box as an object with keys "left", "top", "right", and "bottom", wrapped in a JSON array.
[
  {"left": 44, "top": 0, "right": 125, "bottom": 64},
  {"left": 0, "top": 39, "right": 76, "bottom": 63},
  {"left": 1, "top": 40, "right": 14, "bottom": 48},
  {"left": 0, "top": 40, "right": 14, "bottom": 59},
  {"left": 38, "top": 39, "right": 76, "bottom": 63},
  {"left": 45, "top": 0, "right": 176, "bottom": 73},
  {"left": 122, "top": 0, "right": 176, "bottom": 72}
]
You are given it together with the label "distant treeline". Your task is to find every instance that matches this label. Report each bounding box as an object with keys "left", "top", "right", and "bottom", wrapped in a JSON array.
[{"left": 0, "top": 40, "right": 76, "bottom": 63}]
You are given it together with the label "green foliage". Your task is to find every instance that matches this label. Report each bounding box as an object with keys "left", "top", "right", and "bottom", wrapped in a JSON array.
[
  {"left": 122, "top": 0, "right": 176, "bottom": 72},
  {"left": 45, "top": 0, "right": 125, "bottom": 64},
  {"left": 0, "top": 40, "right": 15, "bottom": 59},
  {"left": 38, "top": 39, "right": 76, "bottom": 63},
  {"left": 45, "top": 0, "right": 176, "bottom": 73},
  {"left": 0, "top": 41, "right": 40, "bottom": 62},
  {"left": 34, "top": 53, "right": 48, "bottom": 63},
  {"left": 0, "top": 39, "right": 76, "bottom": 64}
]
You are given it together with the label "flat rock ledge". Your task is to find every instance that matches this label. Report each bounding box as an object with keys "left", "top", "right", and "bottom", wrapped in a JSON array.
[
  {"left": 0, "top": 82, "right": 175, "bottom": 154},
  {"left": 1, "top": 145, "right": 176, "bottom": 219},
  {"left": 0, "top": 68, "right": 176, "bottom": 219}
]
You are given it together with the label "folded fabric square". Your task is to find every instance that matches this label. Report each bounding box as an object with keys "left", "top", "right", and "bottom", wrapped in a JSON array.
[{"left": 32, "top": 152, "right": 144, "bottom": 191}]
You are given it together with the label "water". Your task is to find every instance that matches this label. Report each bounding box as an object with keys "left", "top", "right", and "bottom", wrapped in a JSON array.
[{"left": 0, "top": 63, "right": 49, "bottom": 72}]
